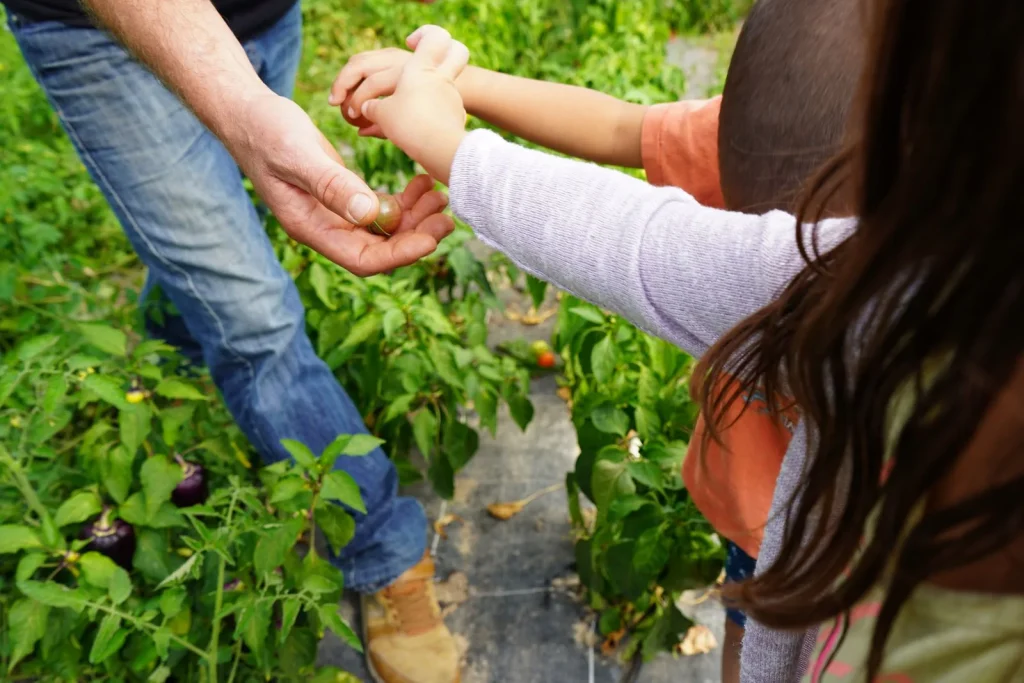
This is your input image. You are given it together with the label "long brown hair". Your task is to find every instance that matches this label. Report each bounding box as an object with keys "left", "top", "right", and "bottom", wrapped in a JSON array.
[{"left": 696, "top": 0, "right": 1024, "bottom": 677}]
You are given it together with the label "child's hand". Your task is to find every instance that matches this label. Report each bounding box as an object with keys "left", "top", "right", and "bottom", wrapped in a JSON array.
[
  {"left": 330, "top": 47, "right": 413, "bottom": 136},
  {"left": 347, "top": 26, "right": 470, "bottom": 185}
]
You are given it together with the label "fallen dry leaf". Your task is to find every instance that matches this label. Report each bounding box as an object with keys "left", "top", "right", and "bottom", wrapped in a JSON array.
[
  {"left": 572, "top": 620, "right": 599, "bottom": 649},
  {"left": 435, "top": 571, "right": 470, "bottom": 618},
  {"left": 556, "top": 386, "right": 573, "bottom": 406},
  {"left": 433, "top": 513, "right": 464, "bottom": 539},
  {"left": 601, "top": 628, "right": 626, "bottom": 656},
  {"left": 504, "top": 305, "right": 558, "bottom": 326},
  {"left": 677, "top": 624, "right": 717, "bottom": 656},
  {"left": 486, "top": 484, "right": 561, "bottom": 521}
]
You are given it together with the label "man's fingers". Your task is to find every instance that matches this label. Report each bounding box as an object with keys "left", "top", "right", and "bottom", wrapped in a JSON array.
[{"left": 296, "top": 155, "right": 378, "bottom": 225}]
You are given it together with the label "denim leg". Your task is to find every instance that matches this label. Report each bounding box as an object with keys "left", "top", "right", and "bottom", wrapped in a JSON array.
[{"left": 9, "top": 9, "right": 425, "bottom": 592}]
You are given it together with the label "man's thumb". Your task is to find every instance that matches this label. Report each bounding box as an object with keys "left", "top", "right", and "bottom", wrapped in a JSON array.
[{"left": 304, "top": 147, "right": 378, "bottom": 226}]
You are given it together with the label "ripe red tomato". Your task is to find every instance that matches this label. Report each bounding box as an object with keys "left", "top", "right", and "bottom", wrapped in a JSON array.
[{"left": 536, "top": 351, "right": 556, "bottom": 368}]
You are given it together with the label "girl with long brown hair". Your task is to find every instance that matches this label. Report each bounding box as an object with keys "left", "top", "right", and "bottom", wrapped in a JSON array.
[{"left": 338, "top": 2, "right": 1024, "bottom": 678}]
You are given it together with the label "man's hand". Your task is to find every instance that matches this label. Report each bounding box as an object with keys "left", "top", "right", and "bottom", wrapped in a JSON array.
[
  {"left": 82, "top": 0, "right": 450, "bottom": 276},
  {"left": 352, "top": 26, "right": 471, "bottom": 185},
  {"left": 225, "top": 93, "right": 452, "bottom": 275}
]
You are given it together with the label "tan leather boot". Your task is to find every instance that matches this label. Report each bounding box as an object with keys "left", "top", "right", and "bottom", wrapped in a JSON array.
[{"left": 361, "top": 554, "right": 460, "bottom": 683}]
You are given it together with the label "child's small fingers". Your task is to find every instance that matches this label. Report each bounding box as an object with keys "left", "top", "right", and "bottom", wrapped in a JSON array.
[
  {"left": 346, "top": 70, "right": 399, "bottom": 122},
  {"left": 330, "top": 49, "right": 402, "bottom": 105},
  {"left": 357, "top": 124, "right": 385, "bottom": 138},
  {"left": 408, "top": 25, "right": 453, "bottom": 69},
  {"left": 437, "top": 40, "right": 470, "bottom": 81},
  {"left": 396, "top": 174, "right": 436, "bottom": 208}
]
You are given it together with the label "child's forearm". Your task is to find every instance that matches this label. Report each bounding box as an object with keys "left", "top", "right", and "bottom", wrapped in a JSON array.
[{"left": 456, "top": 66, "right": 648, "bottom": 168}]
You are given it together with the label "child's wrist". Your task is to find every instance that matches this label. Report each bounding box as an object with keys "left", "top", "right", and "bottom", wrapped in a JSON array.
[{"left": 412, "top": 126, "right": 467, "bottom": 186}]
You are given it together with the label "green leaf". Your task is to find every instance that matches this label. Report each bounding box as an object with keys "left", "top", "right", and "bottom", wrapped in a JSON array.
[
  {"left": 412, "top": 409, "right": 438, "bottom": 459},
  {"left": 474, "top": 389, "right": 498, "bottom": 436},
  {"left": 591, "top": 459, "right": 636, "bottom": 510},
  {"left": 443, "top": 421, "right": 479, "bottom": 471},
  {"left": 278, "top": 598, "right": 302, "bottom": 644},
  {"left": 16, "top": 553, "right": 46, "bottom": 583},
  {"left": 570, "top": 306, "right": 606, "bottom": 325},
  {"left": 627, "top": 460, "right": 665, "bottom": 490},
  {"left": 340, "top": 312, "right": 382, "bottom": 350},
  {"left": 382, "top": 307, "right": 406, "bottom": 339},
  {"left": 148, "top": 666, "right": 172, "bottom": 683},
  {"left": 413, "top": 305, "right": 458, "bottom": 338},
  {"left": 43, "top": 374, "right": 68, "bottom": 413},
  {"left": 319, "top": 605, "right": 362, "bottom": 652},
  {"left": 338, "top": 434, "right": 384, "bottom": 457},
  {"left": 54, "top": 492, "right": 100, "bottom": 530},
  {"left": 79, "top": 323, "right": 127, "bottom": 357},
  {"left": 7, "top": 598, "right": 49, "bottom": 672},
  {"left": 134, "top": 530, "right": 172, "bottom": 584},
  {"left": 159, "top": 587, "right": 187, "bottom": 618},
  {"left": 608, "top": 495, "right": 652, "bottom": 521},
  {"left": 301, "top": 574, "right": 339, "bottom": 595},
  {"left": 638, "top": 367, "right": 660, "bottom": 406},
  {"left": 633, "top": 527, "right": 671, "bottom": 578},
  {"left": 140, "top": 457, "right": 183, "bottom": 520},
  {"left": 280, "top": 439, "right": 317, "bottom": 469},
  {"left": 119, "top": 403, "right": 152, "bottom": 454},
  {"left": 39, "top": 513, "right": 61, "bottom": 550},
  {"left": 321, "top": 471, "right": 366, "bottom": 513},
  {"left": 156, "top": 552, "right": 200, "bottom": 589},
  {"left": 118, "top": 492, "right": 148, "bottom": 526},
  {"left": 590, "top": 404, "right": 630, "bottom": 436},
  {"left": 427, "top": 340, "right": 463, "bottom": 388},
  {"left": 254, "top": 520, "right": 303, "bottom": 579},
  {"left": 102, "top": 445, "right": 134, "bottom": 504},
  {"left": 83, "top": 374, "right": 129, "bottom": 409},
  {"left": 0, "top": 525, "right": 42, "bottom": 554},
  {"left": 640, "top": 603, "right": 694, "bottom": 660},
  {"left": 0, "top": 369, "right": 24, "bottom": 408},
  {"left": 89, "top": 613, "right": 127, "bottom": 664},
  {"left": 590, "top": 334, "right": 616, "bottom": 384},
  {"left": 525, "top": 274, "right": 549, "bottom": 310},
  {"left": 605, "top": 541, "right": 648, "bottom": 600},
  {"left": 507, "top": 392, "right": 535, "bottom": 431},
  {"left": 238, "top": 598, "right": 273, "bottom": 653},
  {"left": 308, "top": 262, "right": 336, "bottom": 310},
  {"left": 154, "top": 377, "right": 208, "bottom": 401},
  {"left": 380, "top": 393, "right": 416, "bottom": 424},
  {"left": 598, "top": 608, "right": 623, "bottom": 636},
  {"left": 79, "top": 552, "right": 120, "bottom": 589},
  {"left": 428, "top": 453, "right": 455, "bottom": 500},
  {"left": 16, "top": 334, "right": 60, "bottom": 362},
  {"left": 316, "top": 504, "right": 356, "bottom": 552},
  {"left": 17, "top": 580, "right": 84, "bottom": 609},
  {"left": 635, "top": 405, "right": 662, "bottom": 439},
  {"left": 270, "top": 477, "right": 308, "bottom": 505},
  {"left": 161, "top": 404, "right": 196, "bottom": 447},
  {"left": 565, "top": 472, "right": 584, "bottom": 528},
  {"left": 108, "top": 567, "right": 133, "bottom": 605}
]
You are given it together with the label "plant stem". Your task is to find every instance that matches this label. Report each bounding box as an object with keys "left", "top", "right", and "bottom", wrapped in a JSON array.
[
  {"left": 82, "top": 600, "right": 210, "bottom": 660},
  {"left": 207, "top": 488, "right": 240, "bottom": 683},
  {"left": 225, "top": 640, "right": 243, "bottom": 683},
  {"left": 0, "top": 444, "right": 47, "bottom": 518}
]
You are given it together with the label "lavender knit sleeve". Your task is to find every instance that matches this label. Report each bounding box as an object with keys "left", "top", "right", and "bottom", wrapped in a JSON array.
[
  {"left": 449, "top": 130, "right": 854, "bottom": 357},
  {"left": 448, "top": 130, "right": 853, "bottom": 683}
]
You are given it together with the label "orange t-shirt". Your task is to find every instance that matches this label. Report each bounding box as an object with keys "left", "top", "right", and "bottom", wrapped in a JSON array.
[{"left": 640, "top": 97, "right": 792, "bottom": 559}]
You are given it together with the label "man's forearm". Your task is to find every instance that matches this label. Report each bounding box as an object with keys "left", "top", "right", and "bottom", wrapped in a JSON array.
[
  {"left": 83, "top": 0, "right": 270, "bottom": 148},
  {"left": 456, "top": 66, "right": 648, "bottom": 168}
]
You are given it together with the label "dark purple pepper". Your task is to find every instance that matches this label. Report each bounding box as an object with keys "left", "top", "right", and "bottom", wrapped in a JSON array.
[
  {"left": 80, "top": 508, "right": 135, "bottom": 570},
  {"left": 171, "top": 455, "right": 208, "bottom": 508}
]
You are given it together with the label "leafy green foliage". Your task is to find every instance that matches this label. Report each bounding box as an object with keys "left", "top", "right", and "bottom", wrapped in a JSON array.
[
  {"left": 1, "top": 0, "right": 743, "bottom": 675},
  {"left": 556, "top": 296, "right": 724, "bottom": 660}
]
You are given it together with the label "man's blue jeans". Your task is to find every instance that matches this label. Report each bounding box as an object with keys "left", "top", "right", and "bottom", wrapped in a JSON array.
[{"left": 7, "top": 3, "right": 426, "bottom": 592}]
